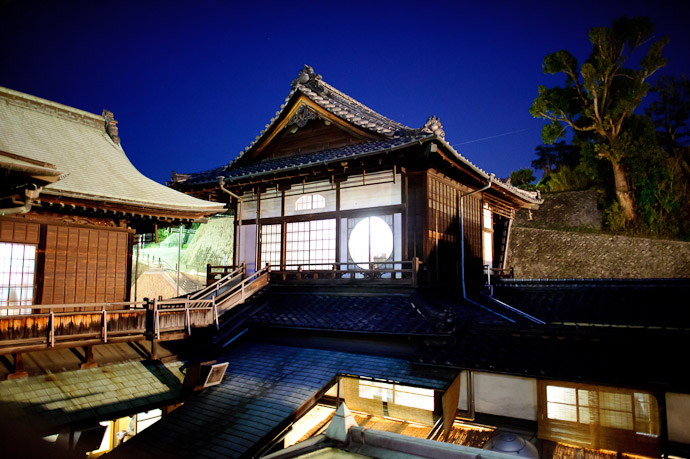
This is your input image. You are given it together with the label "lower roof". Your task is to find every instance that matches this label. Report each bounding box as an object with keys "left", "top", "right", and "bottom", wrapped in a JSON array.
[{"left": 113, "top": 341, "right": 459, "bottom": 459}]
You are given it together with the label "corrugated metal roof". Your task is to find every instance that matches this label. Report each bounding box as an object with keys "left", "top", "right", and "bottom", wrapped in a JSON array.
[{"left": 0, "top": 86, "right": 225, "bottom": 214}]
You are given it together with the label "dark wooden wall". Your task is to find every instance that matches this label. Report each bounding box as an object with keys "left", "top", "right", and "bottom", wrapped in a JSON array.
[
  {"left": 1, "top": 219, "right": 133, "bottom": 307},
  {"left": 405, "top": 171, "right": 485, "bottom": 288}
]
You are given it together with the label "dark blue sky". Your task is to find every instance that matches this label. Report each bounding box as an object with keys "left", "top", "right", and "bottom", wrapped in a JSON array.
[{"left": 2, "top": 0, "right": 688, "bottom": 184}]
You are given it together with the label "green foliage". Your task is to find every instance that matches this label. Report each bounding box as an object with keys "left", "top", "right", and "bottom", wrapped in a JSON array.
[
  {"left": 509, "top": 168, "right": 536, "bottom": 189},
  {"left": 603, "top": 202, "right": 627, "bottom": 232},
  {"left": 530, "top": 16, "right": 669, "bottom": 221},
  {"left": 536, "top": 165, "right": 592, "bottom": 193}
]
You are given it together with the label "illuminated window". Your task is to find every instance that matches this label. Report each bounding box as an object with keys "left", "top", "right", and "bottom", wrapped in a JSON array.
[
  {"left": 359, "top": 380, "right": 435, "bottom": 411},
  {"left": 348, "top": 216, "right": 393, "bottom": 269},
  {"left": 295, "top": 194, "right": 326, "bottom": 211},
  {"left": 482, "top": 204, "right": 493, "bottom": 268},
  {"left": 544, "top": 382, "right": 658, "bottom": 436},
  {"left": 0, "top": 242, "right": 36, "bottom": 315},
  {"left": 286, "top": 219, "right": 336, "bottom": 269},
  {"left": 260, "top": 224, "right": 282, "bottom": 268}
]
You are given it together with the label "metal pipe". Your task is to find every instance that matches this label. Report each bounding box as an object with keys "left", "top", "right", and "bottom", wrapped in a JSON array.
[
  {"left": 217, "top": 177, "right": 242, "bottom": 269},
  {"left": 0, "top": 186, "right": 41, "bottom": 216},
  {"left": 459, "top": 176, "right": 492, "bottom": 299}
]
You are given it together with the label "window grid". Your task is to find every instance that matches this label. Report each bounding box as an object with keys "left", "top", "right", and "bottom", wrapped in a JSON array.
[
  {"left": 0, "top": 242, "right": 36, "bottom": 315},
  {"left": 260, "top": 224, "right": 282, "bottom": 269},
  {"left": 546, "top": 384, "right": 654, "bottom": 434},
  {"left": 286, "top": 219, "right": 335, "bottom": 269},
  {"left": 295, "top": 194, "right": 326, "bottom": 211}
]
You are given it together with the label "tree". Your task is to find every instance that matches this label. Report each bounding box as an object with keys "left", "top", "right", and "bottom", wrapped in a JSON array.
[
  {"left": 509, "top": 168, "right": 536, "bottom": 189},
  {"left": 646, "top": 75, "right": 690, "bottom": 173},
  {"left": 530, "top": 16, "right": 668, "bottom": 221},
  {"left": 532, "top": 141, "right": 579, "bottom": 177}
]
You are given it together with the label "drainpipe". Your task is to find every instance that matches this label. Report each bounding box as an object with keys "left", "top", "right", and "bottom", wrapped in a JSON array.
[
  {"left": 218, "top": 177, "right": 242, "bottom": 268},
  {"left": 0, "top": 186, "right": 42, "bottom": 216},
  {"left": 460, "top": 175, "right": 492, "bottom": 299}
]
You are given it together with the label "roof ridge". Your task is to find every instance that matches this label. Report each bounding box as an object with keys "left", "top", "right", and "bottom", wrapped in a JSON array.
[{"left": 0, "top": 86, "right": 104, "bottom": 131}]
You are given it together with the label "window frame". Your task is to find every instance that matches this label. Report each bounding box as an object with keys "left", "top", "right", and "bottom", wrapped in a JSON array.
[{"left": 0, "top": 242, "right": 37, "bottom": 315}]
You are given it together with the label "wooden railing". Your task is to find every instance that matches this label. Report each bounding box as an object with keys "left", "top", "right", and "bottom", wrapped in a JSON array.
[
  {"left": 207, "top": 264, "right": 243, "bottom": 286},
  {"left": 268, "top": 258, "right": 421, "bottom": 287},
  {"left": 0, "top": 298, "right": 217, "bottom": 355}
]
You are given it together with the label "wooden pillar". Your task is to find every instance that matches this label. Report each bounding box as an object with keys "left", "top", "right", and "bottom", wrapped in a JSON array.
[
  {"left": 151, "top": 339, "right": 159, "bottom": 361},
  {"left": 7, "top": 352, "right": 28, "bottom": 380},
  {"left": 80, "top": 345, "right": 98, "bottom": 368}
]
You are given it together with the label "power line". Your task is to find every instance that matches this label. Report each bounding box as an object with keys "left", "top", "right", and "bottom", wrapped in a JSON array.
[{"left": 452, "top": 128, "right": 529, "bottom": 147}]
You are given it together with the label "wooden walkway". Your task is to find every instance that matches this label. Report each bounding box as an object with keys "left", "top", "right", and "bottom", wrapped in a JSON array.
[{"left": 1, "top": 260, "right": 419, "bottom": 355}]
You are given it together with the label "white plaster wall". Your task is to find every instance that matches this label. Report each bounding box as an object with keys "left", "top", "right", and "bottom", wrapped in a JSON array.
[
  {"left": 340, "top": 173, "right": 401, "bottom": 210},
  {"left": 239, "top": 224, "right": 256, "bottom": 273},
  {"left": 260, "top": 192, "right": 282, "bottom": 218},
  {"left": 240, "top": 195, "right": 257, "bottom": 221},
  {"left": 667, "top": 392, "right": 690, "bottom": 443},
  {"left": 471, "top": 372, "right": 538, "bottom": 421}
]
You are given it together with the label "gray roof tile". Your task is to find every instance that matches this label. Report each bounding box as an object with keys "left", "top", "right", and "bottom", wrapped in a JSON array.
[{"left": 114, "top": 342, "right": 457, "bottom": 458}]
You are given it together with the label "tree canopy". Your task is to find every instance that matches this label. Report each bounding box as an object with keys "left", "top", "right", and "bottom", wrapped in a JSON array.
[{"left": 530, "top": 16, "right": 668, "bottom": 222}]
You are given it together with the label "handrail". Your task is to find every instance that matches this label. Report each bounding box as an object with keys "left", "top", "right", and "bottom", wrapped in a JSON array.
[
  {"left": 0, "top": 296, "right": 223, "bottom": 354},
  {"left": 191, "top": 264, "right": 246, "bottom": 300}
]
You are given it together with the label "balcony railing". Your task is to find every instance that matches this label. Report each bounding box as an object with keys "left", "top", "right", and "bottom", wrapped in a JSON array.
[
  {"left": 0, "top": 297, "right": 218, "bottom": 355},
  {"left": 268, "top": 258, "right": 421, "bottom": 287}
]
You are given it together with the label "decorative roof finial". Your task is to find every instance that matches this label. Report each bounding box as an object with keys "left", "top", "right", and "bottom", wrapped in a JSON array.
[
  {"left": 292, "top": 65, "right": 324, "bottom": 92},
  {"left": 422, "top": 116, "right": 445, "bottom": 139},
  {"left": 102, "top": 109, "right": 120, "bottom": 145}
]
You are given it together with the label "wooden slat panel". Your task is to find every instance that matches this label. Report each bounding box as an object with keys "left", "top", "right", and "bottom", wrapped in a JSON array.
[
  {"left": 105, "top": 231, "right": 118, "bottom": 301},
  {"left": 95, "top": 231, "right": 108, "bottom": 302},
  {"left": 63, "top": 227, "right": 79, "bottom": 304},
  {"left": 42, "top": 226, "right": 57, "bottom": 305},
  {"left": 86, "top": 229, "right": 98, "bottom": 304},
  {"left": 115, "top": 232, "right": 127, "bottom": 301},
  {"left": 53, "top": 226, "right": 68, "bottom": 304},
  {"left": 75, "top": 228, "right": 89, "bottom": 304},
  {"left": 0, "top": 221, "right": 40, "bottom": 243}
]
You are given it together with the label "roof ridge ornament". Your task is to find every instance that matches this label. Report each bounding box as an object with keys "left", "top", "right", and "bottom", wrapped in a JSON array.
[
  {"left": 292, "top": 65, "right": 326, "bottom": 94},
  {"left": 102, "top": 109, "right": 120, "bottom": 145},
  {"left": 422, "top": 116, "right": 445, "bottom": 139},
  {"left": 288, "top": 104, "right": 318, "bottom": 128}
]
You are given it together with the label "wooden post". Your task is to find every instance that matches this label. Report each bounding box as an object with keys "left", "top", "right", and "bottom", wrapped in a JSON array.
[
  {"left": 81, "top": 345, "right": 98, "bottom": 369},
  {"left": 7, "top": 353, "right": 28, "bottom": 380},
  {"left": 412, "top": 257, "right": 419, "bottom": 288}
]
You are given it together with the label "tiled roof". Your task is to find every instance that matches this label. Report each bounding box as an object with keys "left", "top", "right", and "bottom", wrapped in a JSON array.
[
  {"left": 185, "top": 135, "right": 431, "bottom": 186},
  {"left": 112, "top": 342, "right": 458, "bottom": 459},
  {"left": 0, "top": 86, "right": 225, "bottom": 215},
  {"left": 179, "top": 65, "right": 541, "bottom": 205},
  {"left": 422, "top": 324, "right": 689, "bottom": 390},
  {"left": 0, "top": 359, "right": 184, "bottom": 433},
  {"left": 492, "top": 278, "right": 690, "bottom": 328},
  {"left": 246, "top": 292, "right": 439, "bottom": 334}
]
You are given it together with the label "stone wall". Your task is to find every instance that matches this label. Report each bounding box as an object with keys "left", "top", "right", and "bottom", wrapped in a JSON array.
[
  {"left": 506, "top": 226, "right": 690, "bottom": 279},
  {"left": 514, "top": 189, "right": 602, "bottom": 231}
]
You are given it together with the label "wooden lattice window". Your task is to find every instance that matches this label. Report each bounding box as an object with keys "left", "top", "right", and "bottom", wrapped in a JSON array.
[
  {"left": 285, "top": 219, "right": 335, "bottom": 269},
  {"left": 538, "top": 380, "right": 660, "bottom": 456},
  {"left": 0, "top": 242, "right": 36, "bottom": 315},
  {"left": 295, "top": 194, "right": 326, "bottom": 211},
  {"left": 260, "top": 224, "right": 282, "bottom": 268}
]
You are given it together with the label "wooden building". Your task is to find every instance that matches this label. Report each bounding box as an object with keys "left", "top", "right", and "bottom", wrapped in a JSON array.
[
  {"left": 172, "top": 65, "right": 541, "bottom": 291},
  {"left": 0, "top": 86, "right": 225, "bottom": 357}
]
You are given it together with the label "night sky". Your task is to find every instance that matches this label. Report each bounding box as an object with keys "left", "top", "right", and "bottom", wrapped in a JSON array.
[{"left": 2, "top": 0, "right": 688, "bottom": 185}]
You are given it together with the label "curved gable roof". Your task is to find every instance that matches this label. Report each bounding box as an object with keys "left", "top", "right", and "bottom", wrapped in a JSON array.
[{"left": 0, "top": 86, "right": 226, "bottom": 216}]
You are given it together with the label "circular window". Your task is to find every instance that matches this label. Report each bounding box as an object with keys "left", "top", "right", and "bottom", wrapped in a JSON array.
[{"left": 348, "top": 216, "right": 393, "bottom": 269}]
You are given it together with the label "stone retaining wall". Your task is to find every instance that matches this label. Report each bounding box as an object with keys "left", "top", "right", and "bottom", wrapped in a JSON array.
[{"left": 506, "top": 226, "right": 690, "bottom": 279}]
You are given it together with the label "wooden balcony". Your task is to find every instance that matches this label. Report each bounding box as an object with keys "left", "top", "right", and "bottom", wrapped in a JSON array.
[
  {"left": 0, "top": 297, "right": 218, "bottom": 355},
  {"left": 266, "top": 258, "right": 421, "bottom": 287}
]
